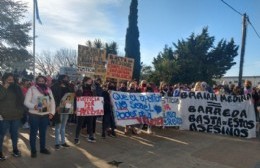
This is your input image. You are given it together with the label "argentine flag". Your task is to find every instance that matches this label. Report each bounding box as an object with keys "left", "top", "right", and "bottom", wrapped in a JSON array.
[{"left": 34, "top": 0, "right": 42, "bottom": 24}]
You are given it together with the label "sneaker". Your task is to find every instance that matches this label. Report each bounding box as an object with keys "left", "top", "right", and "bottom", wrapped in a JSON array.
[
  {"left": 55, "top": 145, "right": 61, "bottom": 150},
  {"left": 31, "top": 151, "right": 37, "bottom": 158},
  {"left": 0, "top": 152, "right": 6, "bottom": 161},
  {"left": 111, "top": 131, "right": 116, "bottom": 137},
  {"left": 61, "top": 143, "right": 70, "bottom": 148},
  {"left": 12, "top": 149, "right": 21, "bottom": 157},
  {"left": 22, "top": 122, "right": 30, "bottom": 129},
  {"left": 87, "top": 137, "right": 96, "bottom": 143},
  {"left": 147, "top": 127, "right": 152, "bottom": 134},
  {"left": 74, "top": 139, "right": 80, "bottom": 145},
  {"left": 40, "top": 148, "right": 51, "bottom": 155}
]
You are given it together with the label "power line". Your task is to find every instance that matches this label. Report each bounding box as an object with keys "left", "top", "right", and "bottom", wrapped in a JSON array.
[
  {"left": 247, "top": 18, "right": 260, "bottom": 39},
  {"left": 220, "top": 0, "right": 260, "bottom": 40},
  {"left": 220, "top": 0, "right": 242, "bottom": 16}
]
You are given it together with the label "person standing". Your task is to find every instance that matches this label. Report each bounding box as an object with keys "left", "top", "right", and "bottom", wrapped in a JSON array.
[
  {"left": 0, "top": 73, "right": 24, "bottom": 160},
  {"left": 101, "top": 82, "right": 116, "bottom": 138},
  {"left": 51, "top": 75, "right": 74, "bottom": 150},
  {"left": 24, "top": 75, "right": 55, "bottom": 158},
  {"left": 74, "top": 77, "right": 96, "bottom": 144},
  {"left": 92, "top": 78, "right": 103, "bottom": 138},
  {"left": 20, "top": 78, "right": 31, "bottom": 129}
]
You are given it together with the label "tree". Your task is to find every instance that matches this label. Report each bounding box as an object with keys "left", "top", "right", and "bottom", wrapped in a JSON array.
[
  {"left": 35, "top": 49, "right": 77, "bottom": 76},
  {"left": 140, "top": 64, "right": 153, "bottom": 81},
  {"left": 93, "top": 39, "right": 103, "bottom": 49},
  {"left": 152, "top": 28, "right": 239, "bottom": 84},
  {"left": 54, "top": 48, "right": 77, "bottom": 68},
  {"left": 0, "top": 0, "right": 32, "bottom": 71},
  {"left": 35, "top": 51, "right": 57, "bottom": 76},
  {"left": 152, "top": 45, "right": 180, "bottom": 83},
  {"left": 125, "top": 0, "right": 141, "bottom": 81},
  {"left": 105, "top": 41, "right": 118, "bottom": 57},
  {"left": 85, "top": 39, "right": 118, "bottom": 57}
]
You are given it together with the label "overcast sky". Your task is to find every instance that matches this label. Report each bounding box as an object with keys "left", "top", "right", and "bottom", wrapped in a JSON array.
[{"left": 23, "top": 0, "right": 260, "bottom": 76}]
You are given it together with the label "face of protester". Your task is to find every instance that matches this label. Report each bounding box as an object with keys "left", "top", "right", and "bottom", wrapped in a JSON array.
[
  {"left": 245, "top": 82, "right": 252, "bottom": 89},
  {"left": 129, "top": 83, "right": 135, "bottom": 89},
  {"left": 3, "top": 75, "right": 14, "bottom": 88},
  {"left": 84, "top": 79, "right": 93, "bottom": 86},
  {"left": 24, "top": 81, "right": 31, "bottom": 88},
  {"left": 62, "top": 76, "right": 69, "bottom": 85},
  {"left": 36, "top": 77, "right": 47, "bottom": 88},
  {"left": 120, "top": 83, "right": 126, "bottom": 88},
  {"left": 5, "top": 76, "right": 14, "bottom": 85}
]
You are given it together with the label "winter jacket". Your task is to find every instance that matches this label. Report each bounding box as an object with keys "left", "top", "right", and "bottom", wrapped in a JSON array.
[
  {"left": 24, "top": 85, "right": 55, "bottom": 116},
  {"left": 0, "top": 84, "right": 24, "bottom": 120}
]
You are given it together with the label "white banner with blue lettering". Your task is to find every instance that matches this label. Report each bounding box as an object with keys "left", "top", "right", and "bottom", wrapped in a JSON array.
[
  {"left": 162, "top": 97, "right": 182, "bottom": 126},
  {"left": 110, "top": 91, "right": 163, "bottom": 126},
  {"left": 179, "top": 91, "right": 256, "bottom": 138}
]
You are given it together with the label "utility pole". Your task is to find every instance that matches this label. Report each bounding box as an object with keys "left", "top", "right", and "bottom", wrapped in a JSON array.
[
  {"left": 238, "top": 13, "right": 248, "bottom": 88},
  {"left": 33, "top": 0, "right": 36, "bottom": 78}
]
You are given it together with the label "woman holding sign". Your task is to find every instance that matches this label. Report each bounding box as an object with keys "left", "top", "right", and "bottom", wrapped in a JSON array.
[
  {"left": 24, "top": 75, "right": 55, "bottom": 158},
  {"left": 74, "top": 77, "right": 96, "bottom": 144},
  {"left": 51, "top": 75, "right": 74, "bottom": 150}
]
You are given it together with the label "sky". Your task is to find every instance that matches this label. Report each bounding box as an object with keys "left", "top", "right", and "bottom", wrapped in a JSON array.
[{"left": 23, "top": 0, "right": 260, "bottom": 77}]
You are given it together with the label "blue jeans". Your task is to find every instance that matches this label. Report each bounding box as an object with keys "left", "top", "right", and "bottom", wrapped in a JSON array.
[
  {"left": 0, "top": 120, "right": 20, "bottom": 152},
  {"left": 55, "top": 114, "right": 69, "bottom": 145},
  {"left": 29, "top": 114, "right": 49, "bottom": 152}
]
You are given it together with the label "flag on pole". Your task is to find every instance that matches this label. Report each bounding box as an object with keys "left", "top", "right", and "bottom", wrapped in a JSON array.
[{"left": 34, "top": 0, "right": 42, "bottom": 24}]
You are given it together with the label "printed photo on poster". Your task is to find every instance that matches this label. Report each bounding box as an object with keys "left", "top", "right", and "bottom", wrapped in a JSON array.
[
  {"left": 37, "top": 96, "right": 50, "bottom": 113},
  {"left": 59, "top": 93, "right": 75, "bottom": 114}
]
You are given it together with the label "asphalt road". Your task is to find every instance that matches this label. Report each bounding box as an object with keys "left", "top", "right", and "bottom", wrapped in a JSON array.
[{"left": 1, "top": 122, "right": 260, "bottom": 168}]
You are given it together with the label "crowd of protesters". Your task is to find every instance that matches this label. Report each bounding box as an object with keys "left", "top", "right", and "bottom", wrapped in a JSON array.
[{"left": 0, "top": 72, "right": 260, "bottom": 161}]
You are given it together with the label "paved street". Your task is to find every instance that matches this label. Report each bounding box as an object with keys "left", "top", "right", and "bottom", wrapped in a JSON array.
[{"left": 1, "top": 122, "right": 260, "bottom": 168}]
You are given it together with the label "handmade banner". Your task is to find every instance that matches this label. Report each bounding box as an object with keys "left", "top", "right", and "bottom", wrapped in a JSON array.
[
  {"left": 77, "top": 66, "right": 95, "bottom": 77},
  {"left": 59, "top": 93, "right": 75, "bottom": 114},
  {"left": 179, "top": 91, "right": 256, "bottom": 138},
  {"left": 106, "top": 54, "right": 134, "bottom": 81},
  {"left": 76, "top": 97, "right": 104, "bottom": 116},
  {"left": 162, "top": 97, "right": 182, "bottom": 126},
  {"left": 78, "top": 45, "right": 106, "bottom": 78},
  {"left": 110, "top": 91, "right": 163, "bottom": 126}
]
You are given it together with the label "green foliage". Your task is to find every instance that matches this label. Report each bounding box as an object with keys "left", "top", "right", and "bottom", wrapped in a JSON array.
[
  {"left": 85, "top": 39, "right": 118, "bottom": 57},
  {"left": 125, "top": 0, "right": 141, "bottom": 81},
  {"left": 105, "top": 41, "right": 118, "bottom": 56},
  {"left": 151, "top": 27, "right": 238, "bottom": 84},
  {"left": 0, "top": 0, "right": 32, "bottom": 71}
]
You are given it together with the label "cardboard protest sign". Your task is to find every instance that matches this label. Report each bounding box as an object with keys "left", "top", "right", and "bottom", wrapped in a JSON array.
[
  {"left": 106, "top": 54, "right": 134, "bottom": 81},
  {"left": 110, "top": 91, "right": 163, "bottom": 126},
  {"left": 37, "top": 96, "right": 50, "bottom": 113},
  {"left": 179, "top": 91, "right": 256, "bottom": 138},
  {"left": 78, "top": 45, "right": 106, "bottom": 78},
  {"left": 76, "top": 96, "right": 104, "bottom": 116},
  {"left": 77, "top": 66, "right": 95, "bottom": 74},
  {"left": 59, "top": 93, "right": 75, "bottom": 114},
  {"left": 162, "top": 97, "right": 182, "bottom": 126}
]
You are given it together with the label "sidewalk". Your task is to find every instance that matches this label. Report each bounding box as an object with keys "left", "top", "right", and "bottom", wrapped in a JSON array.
[{"left": 1, "top": 122, "right": 260, "bottom": 168}]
